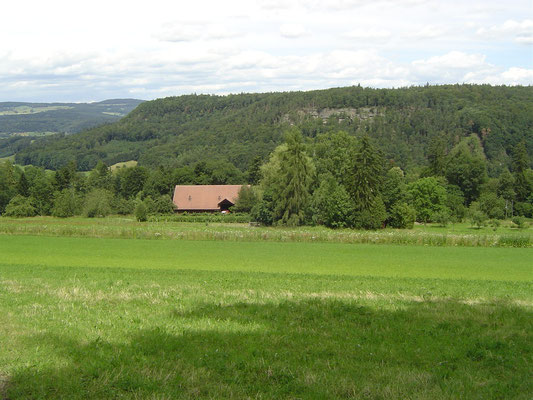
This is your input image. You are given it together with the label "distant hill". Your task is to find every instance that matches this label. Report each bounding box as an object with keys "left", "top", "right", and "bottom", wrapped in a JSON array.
[
  {"left": 11, "top": 85, "right": 533, "bottom": 173},
  {"left": 0, "top": 99, "right": 144, "bottom": 156}
]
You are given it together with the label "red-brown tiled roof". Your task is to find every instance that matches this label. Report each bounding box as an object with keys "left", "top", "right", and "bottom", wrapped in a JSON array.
[{"left": 172, "top": 185, "right": 244, "bottom": 211}]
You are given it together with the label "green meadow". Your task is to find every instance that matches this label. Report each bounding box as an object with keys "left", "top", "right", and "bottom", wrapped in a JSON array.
[{"left": 1, "top": 229, "right": 532, "bottom": 399}]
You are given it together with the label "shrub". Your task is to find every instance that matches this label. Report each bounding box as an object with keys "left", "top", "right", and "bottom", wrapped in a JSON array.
[
  {"left": 488, "top": 219, "right": 501, "bottom": 231},
  {"left": 251, "top": 191, "right": 274, "bottom": 226},
  {"left": 51, "top": 189, "right": 81, "bottom": 218},
  {"left": 511, "top": 216, "right": 527, "bottom": 229},
  {"left": 233, "top": 186, "right": 259, "bottom": 213},
  {"left": 469, "top": 210, "right": 488, "bottom": 229},
  {"left": 514, "top": 202, "right": 533, "bottom": 218},
  {"left": 83, "top": 189, "right": 113, "bottom": 218},
  {"left": 148, "top": 195, "right": 175, "bottom": 215},
  {"left": 388, "top": 202, "right": 416, "bottom": 229},
  {"left": 311, "top": 175, "right": 355, "bottom": 228},
  {"left": 135, "top": 201, "right": 148, "bottom": 222},
  {"left": 3, "top": 195, "right": 36, "bottom": 217},
  {"left": 353, "top": 197, "right": 387, "bottom": 230},
  {"left": 112, "top": 197, "right": 134, "bottom": 215},
  {"left": 432, "top": 208, "right": 452, "bottom": 227}
]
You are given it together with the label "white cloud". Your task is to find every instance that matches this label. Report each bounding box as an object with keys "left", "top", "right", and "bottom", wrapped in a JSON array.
[
  {"left": 344, "top": 29, "right": 391, "bottom": 40},
  {"left": 406, "top": 25, "right": 448, "bottom": 40},
  {"left": 280, "top": 24, "right": 308, "bottom": 38},
  {"left": 477, "top": 19, "right": 533, "bottom": 44},
  {"left": 0, "top": 0, "right": 531, "bottom": 101}
]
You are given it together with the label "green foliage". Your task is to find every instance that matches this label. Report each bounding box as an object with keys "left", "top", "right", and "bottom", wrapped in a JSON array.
[
  {"left": 347, "top": 135, "right": 384, "bottom": 211},
  {"left": 511, "top": 216, "right": 527, "bottom": 229},
  {"left": 117, "top": 166, "right": 149, "bottom": 199},
  {"left": 313, "top": 130, "right": 356, "bottom": 187},
  {"left": 353, "top": 196, "right": 387, "bottom": 230},
  {"left": 87, "top": 161, "right": 112, "bottom": 190},
  {"left": 388, "top": 202, "right": 416, "bottom": 229},
  {"left": 511, "top": 141, "right": 531, "bottom": 201},
  {"left": 445, "top": 184, "right": 466, "bottom": 221},
  {"left": 251, "top": 191, "right": 274, "bottom": 226},
  {"left": 233, "top": 185, "right": 258, "bottom": 213},
  {"left": 27, "top": 168, "right": 54, "bottom": 216},
  {"left": 17, "top": 172, "right": 30, "bottom": 197},
  {"left": 83, "top": 189, "right": 113, "bottom": 218},
  {"left": 246, "top": 156, "right": 262, "bottom": 185},
  {"left": 382, "top": 166, "right": 407, "bottom": 212},
  {"left": 51, "top": 188, "right": 81, "bottom": 218},
  {"left": 488, "top": 219, "right": 501, "bottom": 231},
  {"left": 147, "top": 195, "right": 175, "bottom": 215},
  {"left": 0, "top": 160, "right": 17, "bottom": 213},
  {"left": 311, "top": 174, "right": 355, "bottom": 228},
  {"left": 407, "top": 177, "right": 448, "bottom": 223},
  {"left": 266, "top": 129, "right": 315, "bottom": 226},
  {"left": 468, "top": 203, "right": 488, "bottom": 229},
  {"left": 514, "top": 201, "right": 533, "bottom": 218},
  {"left": 4, "top": 194, "right": 36, "bottom": 217},
  {"left": 432, "top": 208, "right": 452, "bottom": 227},
  {"left": 134, "top": 201, "right": 148, "bottom": 222},
  {"left": 477, "top": 191, "right": 505, "bottom": 219},
  {"left": 445, "top": 135, "right": 488, "bottom": 205}
]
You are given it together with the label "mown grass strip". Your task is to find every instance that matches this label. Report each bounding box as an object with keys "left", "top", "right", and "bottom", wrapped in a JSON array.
[{"left": 1, "top": 235, "right": 532, "bottom": 282}]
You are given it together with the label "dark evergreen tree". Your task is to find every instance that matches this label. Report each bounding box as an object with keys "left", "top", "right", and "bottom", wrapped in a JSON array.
[{"left": 17, "top": 172, "right": 30, "bottom": 197}]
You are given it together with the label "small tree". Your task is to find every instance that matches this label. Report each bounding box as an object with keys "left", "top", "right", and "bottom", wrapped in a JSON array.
[
  {"left": 233, "top": 186, "right": 258, "bottom": 213},
  {"left": 149, "top": 195, "right": 175, "bottom": 215},
  {"left": 468, "top": 203, "right": 488, "bottom": 229},
  {"left": 250, "top": 190, "right": 274, "bottom": 226},
  {"left": 388, "top": 202, "right": 416, "bottom": 229},
  {"left": 83, "top": 189, "right": 113, "bottom": 218},
  {"left": 353, "top": 196, "right": 387, "bottom": 230},
  {"left": 135, "top": 201, "right": 148, "bottom": 222},
  {"left": 407, "top": 177, "right": 448, "bottom": 223},
  {"left": 311, "top": 174, "right": 355, "bottom": 228},
  {"left": 432, "top": 208, "right": 452, "bottom": 227},
  {"left": 4, "top": 195, "right": 36, "bottom": 217},
  {"left": 51, "top": 188, "right": 81, "bottom": 218},
  {"left": 511, "top": 216, "right": 527, "bottom": 229}
]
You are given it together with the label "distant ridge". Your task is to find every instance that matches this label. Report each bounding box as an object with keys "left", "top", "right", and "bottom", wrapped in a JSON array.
[
  {"left": 0, "top": 98, "right": 144, "bottom": 135},
  {"left": 8, "top": 85, "right": 533, "bottom": 172}
]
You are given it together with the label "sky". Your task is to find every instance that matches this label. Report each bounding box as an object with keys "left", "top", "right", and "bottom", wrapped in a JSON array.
[{"left": 0, "top": 0, "right": 532, "bottom": 102}]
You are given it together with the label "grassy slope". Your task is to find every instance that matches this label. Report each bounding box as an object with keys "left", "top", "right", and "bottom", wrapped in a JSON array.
[{"left": 0, "top": 234, "right": 532, "bottom": 399}]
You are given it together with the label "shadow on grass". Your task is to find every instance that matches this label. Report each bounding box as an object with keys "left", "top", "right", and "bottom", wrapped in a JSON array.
[{"left": 6, "top": 299, "right": 533, "bottom": 399}]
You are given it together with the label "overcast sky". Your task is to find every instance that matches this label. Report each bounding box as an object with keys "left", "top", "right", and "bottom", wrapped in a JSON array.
[{"left": 1, "top": 0, "right": 532, "bottom": 102}]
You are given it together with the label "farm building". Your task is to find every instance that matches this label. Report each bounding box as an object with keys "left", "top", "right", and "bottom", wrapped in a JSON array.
[{"left": 172, "top": 185, "right": 245, "bottom": 212}]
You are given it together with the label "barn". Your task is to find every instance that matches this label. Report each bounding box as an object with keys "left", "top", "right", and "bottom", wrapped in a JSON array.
[{"left": 172, "top": 185, "right": 244, "bottom": 212}]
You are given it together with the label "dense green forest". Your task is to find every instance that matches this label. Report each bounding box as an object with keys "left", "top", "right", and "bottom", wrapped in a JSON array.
[
  {"left": 0, "top": 99, "right": 143, "bottom": 157},
  {"left": 13, "top": 85, "right": 533, "bottom": 173}
]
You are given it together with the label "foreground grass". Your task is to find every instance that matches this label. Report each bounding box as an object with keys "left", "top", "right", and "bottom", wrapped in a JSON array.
[{"left": 1, "top": 235, "right": 532, "bottom": 399}]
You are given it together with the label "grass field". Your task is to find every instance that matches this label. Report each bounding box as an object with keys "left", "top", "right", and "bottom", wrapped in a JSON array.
[
  {"left": 0, "top": 216, "right": 531, "bottom": 247},
  {"left": 1, "top": 232, "right": 532, "bottom": 399}
]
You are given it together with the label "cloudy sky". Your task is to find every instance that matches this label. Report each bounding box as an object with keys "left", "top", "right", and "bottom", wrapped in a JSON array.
[{"left": 1, "top": 0, "right": 532, "bottom": 102}]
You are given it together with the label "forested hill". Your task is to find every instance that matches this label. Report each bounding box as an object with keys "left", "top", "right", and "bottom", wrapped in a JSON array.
[
  {"left": 13, "top": 85, "right": 533, "bottom": 173},
  {"left": 0, "top": 99, "right": 143, "bottom": 157}
]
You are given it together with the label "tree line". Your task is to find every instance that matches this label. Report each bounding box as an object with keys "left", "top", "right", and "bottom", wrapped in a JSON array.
[{"left": 1, "top": 126, "right": 531, "bottom": 229}]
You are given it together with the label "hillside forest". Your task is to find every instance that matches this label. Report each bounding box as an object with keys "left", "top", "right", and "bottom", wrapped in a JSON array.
[{"left": 0, "top": 84, "right": 532, "bottom": 228}]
